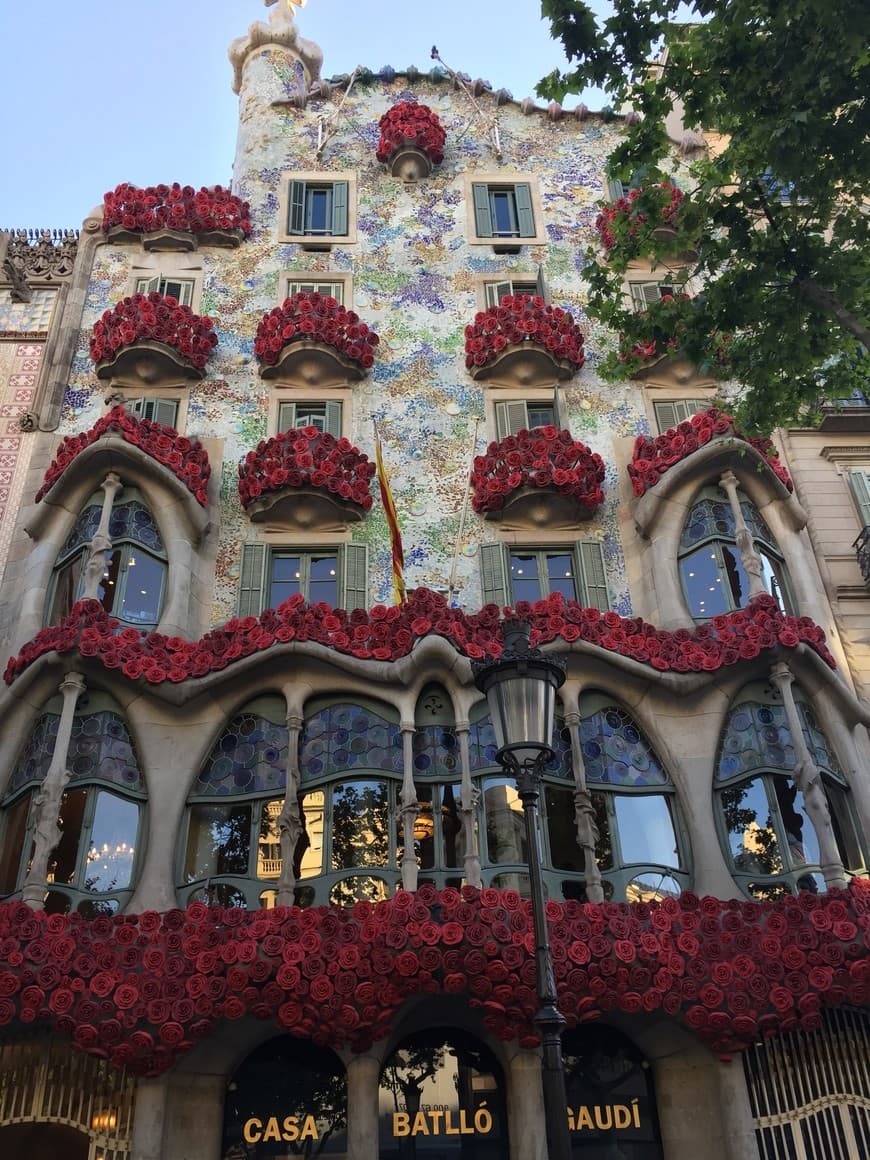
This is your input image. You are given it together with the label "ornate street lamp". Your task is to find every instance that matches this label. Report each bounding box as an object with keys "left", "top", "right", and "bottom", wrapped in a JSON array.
[{"left": 472, "top": 618, "right": 571, "bottom": 1160}]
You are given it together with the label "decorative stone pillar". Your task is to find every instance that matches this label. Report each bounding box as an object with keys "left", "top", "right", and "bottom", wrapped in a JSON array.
[
  {"left": 21, "top": 671, "right": 86, "bottom": 908},
  {"left": 81, "top": 472, "right": 122, "bottom": 600},
  {"left": 769, "top": 662, "right": 848, "bottom": 888},
  {"left": 276, "top": 711, "right": 304, "bottom": 906},
  {"left": 346, "top": 1053, "right": 380, "bottom": 1160},
  {"left": 456, "top": 723, "right": 481, "bottom": 887},
  {"left": 564, "top": 709, "right": 604, "bottom": 903},
  {"left": 719, "top": 470, "right": 766, "bottom": 600},
  {"left": 507, "top": 1050, "right": 547, "bottom": 1160},
  {"left": 130, "top": 1075, "right": 169, "bottom": 1160},
  {"left": 399, "top": 725, "right": 419, "bottom": 892}
]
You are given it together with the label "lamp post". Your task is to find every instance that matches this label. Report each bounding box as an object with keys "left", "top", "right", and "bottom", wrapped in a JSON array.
[{"left": 472, "top": 618, "right": 571, "bottom": 1160}]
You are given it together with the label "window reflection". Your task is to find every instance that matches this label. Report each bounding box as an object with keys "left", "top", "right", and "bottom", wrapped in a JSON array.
[
  {"left": 331, "top": 780, "right": 390, "bottom": 870},
  {"left": 184, "top": 803, "right": 251, "bottom": 880},
  {"left": 85, "top": 792, "right": 137, "bottom": 891},
  {"left": 329, "top": 875, "right": 389, "bottom": 907},
  {"left": 399, "top": 783, "right": 462, "bottom": 872},
  {"left": 484, "top": 778, "right": 527, "bottom": 865},
  {"left": 255, "top": 799, "right": 283, "bottom": 881},
  {"left": 613, "top": 794, "right": 679, "bottom": 867}
]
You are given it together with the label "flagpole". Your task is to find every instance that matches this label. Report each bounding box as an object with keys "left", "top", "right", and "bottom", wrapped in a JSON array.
[{"left": 373, "top": 420, "right": 407, "bottom": 606}]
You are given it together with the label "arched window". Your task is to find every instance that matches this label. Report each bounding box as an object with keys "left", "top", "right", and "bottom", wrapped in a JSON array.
[
  {"left": 180, "top": 695, "right": 289, "bottom": 910},
  {"left": 406, "top": 684, "right": 464, "bottom": 890},
  {"left": 0, "top": 694, "right": 145, "bottom": 915},
  {"left": 679, "top": 486, "right": 789, "bottom": 620},
  {"left": 575, "top": 696, "right": 688, "bottom": 902},
  {"left": 47, "top": 488, "right": 167, "bottom": 630},
  {"left": 297, "top": 698, "right": 404, "bottom": 907},
  {"left": 716, "top": 683, "right": 865, "bottom": 899}
]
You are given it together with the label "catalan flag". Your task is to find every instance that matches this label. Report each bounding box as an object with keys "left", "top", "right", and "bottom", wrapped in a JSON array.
[{"left": 373, "top": 422, "right": 407, "bottom": 605}]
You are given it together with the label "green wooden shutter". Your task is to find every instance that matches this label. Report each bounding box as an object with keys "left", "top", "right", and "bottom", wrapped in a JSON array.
[
  {"left": 575, "top": 540, "right": 610, "bottom": 611},
  {"left": 480, "top": 543, "right": 509, "bottom": 607},
  {"left": 277, "top": 401, "right": 297, "bottom": 431},
  {"left": 149, "top": 398, "right": 179, "bottom": 427},
  {"left": 849, "top": 472, "right": 870, "bottom": 528},
  {"left": 494, "top": 400, "right": 530, "bottom": 440},
  {"left": 238, "top": 544, "right": 268, "bottom": 617},
  {"left": 485, "top": 281, "right": 513, "bottom": 308},
  {"left": 536, "top": 265, "right": 548, "bottom": 301},
  {"left": 331, "top": 181, "right": 349, "bottom": 236},
  {"left": 341, "top": 543, "right": 368, "bottom": 611},
  {"left": 288, "top": 180, "right": 306, "bottom": 235},
  {"left": 472, "top": 184, "right": 493, "bottom": 238},
  {"left": 607, "top": 178, "right": 626, "bottom": 201},
  {"left": 324, "top": 401, "right": 343, "bottom": 438},
  {"left": 630, "top": 282, "right": 663, "bottom": 310},
  {"left": 127, "top": 397, "right": 146, "bottom": 418},
  {"left": 514, "top": 184, "right": 535, "bottom": 237},
  {"left": 653, "top": 401, "right": 681, "bottom": 433}
]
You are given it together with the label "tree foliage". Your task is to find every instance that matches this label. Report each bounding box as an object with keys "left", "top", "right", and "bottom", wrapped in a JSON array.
[{"left": 538, "top": 0, "right": 870, "bottom": 431}]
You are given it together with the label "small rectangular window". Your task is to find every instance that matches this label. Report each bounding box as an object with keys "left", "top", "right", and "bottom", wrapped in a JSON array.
[
  {"left": 483, "top": 269, "right": 546, "bottom": 308},
  {"left": 238, "top": 542, "right": 368, "bottom": 615},
  {"left": 472, "top": 182, "right": 536, "bottom": 241},
  {"left": 287, "top": 179, "right": 349, "bottom": 241},
  {"left": 629, "top": 282, "right": 678, "bottom": 311},
  {"left": 493, "top": 398, "right": 559, "bottom": 440},
  {"left": 284, "top": 279, "right": 345, "bottom": 305},
  {"left": 135, "top": 275, "right": 195, "bottom": 306},
  {"left": 276, "top": 400, "right": 342, "bottom": 437},
  {"left": 479, "top": 541, "right": 610, "bottom": 611},
  {"left": 653, "top": 399, "right": 711, "bottom": 433},
  {"left": 126, "top": 397, "right": 180, "bottom": 427}
]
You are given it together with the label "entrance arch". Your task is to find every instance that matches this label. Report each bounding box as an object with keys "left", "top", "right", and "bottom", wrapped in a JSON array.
[
  {"left": 0, "top": 1122, "right": 89, "bottom": 1160},
  {"left": 378, "top": 1027, "right": 508, "bottom": 1159}
]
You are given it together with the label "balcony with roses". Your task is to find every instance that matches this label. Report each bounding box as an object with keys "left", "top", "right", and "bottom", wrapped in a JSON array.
[
  {"left": 595, "top": 180, "right": 696, "bottom": 265},
  {"left": 465, "top": 295, "right": 586, "bottom": 388},
  {"left": 376, "top": 100, "right": 447, "bottom": 181},
  {"left": 90, "top": 292, "right": 218, "bottom": 384},
  {"left": 254, "top": 292, "right": 379, "bottom": 388},
  {"left": 600, "top": 291, "right": 730, "bottom": 384},
  {"left": 238, "top": 427, "right": 375, "bottom": 530},
  {"left": 102, "top": 182, "right": 251, "bottom": 250},
  {"left": 471, "top": 425, "right": 605, "bottom": 529}
]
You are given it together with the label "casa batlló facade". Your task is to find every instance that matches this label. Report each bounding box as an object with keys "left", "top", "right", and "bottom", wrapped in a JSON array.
[{"left": 0, "top": 4, "right": 868, "bottom": 1159}]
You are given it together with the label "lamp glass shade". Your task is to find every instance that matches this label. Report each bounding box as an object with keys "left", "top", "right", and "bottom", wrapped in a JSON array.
[{"left": 484, "top": 667, "right": 558, "bottom": 765}]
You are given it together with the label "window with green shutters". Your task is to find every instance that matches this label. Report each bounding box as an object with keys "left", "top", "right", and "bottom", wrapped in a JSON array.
[
  {"left": 238, "top": 543, "right": 368, "bottom": 615},
  {"left": 472, "top": 183, "right": 536, "bottom": 240},
  {"left": 629, "top": 281, "right": 679, "bottom": 311},
  {"left": 134, "top": 274, "right": 195, "bottom": 306},
  {"left": 478, "top": 541, "right": 610, "bottom": 610},
  {"left": 287, "top": 180, "right": 349, "bottom": 239},
  {"left": 125, "top": 397, "right": 180, "bottom": 428},
  {"left": 276, "top": 400, "right": 342, "bottom": 438},
  {"left": 284, "top": 278, "right": 345, "bottom": 304},
  {"left": 848, "top": 471, "right": 870, "bottom": 530},
  {"left": 652, "top": 398, "right": 712, "bottom": 433},
  {"left": 493, "top": 396, "right": 561, "bottom": 440},
  {"left": 483, "top": 268, "right": 547, "bottom": 307}
]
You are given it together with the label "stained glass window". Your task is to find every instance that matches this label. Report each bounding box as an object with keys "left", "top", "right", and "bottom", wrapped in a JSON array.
[
  {"left": 194, "top": 711, "right": 289, "bottom": 797},
  {"left": 300, "top": 702, "right": 403, "bottom": 782},
  {"left": 716, "top": 699, "right": 843, "bottom": 781},
  {"left": 580, "top": 706, "right": 669, "bottom": 787}
]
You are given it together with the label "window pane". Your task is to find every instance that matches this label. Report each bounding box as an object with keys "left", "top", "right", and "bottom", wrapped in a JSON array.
[
  {"left": 309, "top": 555, "right": 338, "bottom": 606},
  {"left": 329, "top": 876, "right": 389, "bottom": 907},
  {"left": 0, "top": 794, "right": 30, "bottom": 893},
  {"left": 827, "top": 782, "right": 865, "bottom": 872},
  {"left": 269, "top": 555, "right": 301, "bottom": 607},
  {"left": 626, "top": 871, "right": 682, "bottom": 903},
  {"left": 256, "top": 799, "right": 283, "bottom": 881},
  {"left": 119, "top": 550, "right": 164, "bottom": 626},
  {"left": 407, "top": 783, "right": 435, "bottom": 870},
  {"left": 307, "top": 188, "right": 331, "bottom": 233},
  {"left": 97, "top": 549, "right": 122, "bottom": 616},
  {"left": 295, "top": 403, "right": 328, "bottom": 431},
  {"left": 614, "top": 794, "right": 680, "bottom": 868},
  {"left": 681, "top": 545, "right": 729, "bottom": 618},
  {"left": 440, "top": 783, "right": 462, "bottom": 869},
  {"left": 484, "top": 778, "right": 527, "bottom": 865},
  {"left": 51, "top": 788, "right": 88, "bottom": 886},
  {"left": 720, "top": 779, "right": 784, "bottom": 876},
  {"left": 490, "top": 189, "right": 517, "bottom": 235},
  {"left": 490, "top": 871, "right": 530, "bottom": 896},
  {"left": 770, "top": 776, "right": 820, "bottom": 867},
  {"left": 184, "top": 803, "right": 252, "bottom": 881},
  {"left": 545, "top": 784, "right": 582, "bottom": 872},
  {"left": 331, "top": 780, "right": 390, "bottom": 870},
  {"left": 527, "top": 404, "right": 556, "bottom": 429},
  {"left": 298, "top": 790, "right": 325, "bottom": 878},
  {"left": 510, "top": 553, "right": 542, "bottom": 603},
  {"left": 546, "top": 553, "right": 577, "bottom": 602},
  {"left": 49, "top": 553, "right": 85, "bottom": 625},
  {"left": 84, "top": 791, "right": 138, "bottom": 892},
  {"left": 591, "top": 791, "right": 614, "bottom": 870},
  {"left": 760, "top": 550, "right": 788, "bottom": 610},
  {"left": 721, "top": 543, "right": 750, "bottom": 609}
]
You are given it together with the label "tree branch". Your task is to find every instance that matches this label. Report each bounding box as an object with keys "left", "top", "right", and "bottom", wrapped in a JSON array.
[{"left": 794, "top": 278, "right": 870, "bottom": 347}]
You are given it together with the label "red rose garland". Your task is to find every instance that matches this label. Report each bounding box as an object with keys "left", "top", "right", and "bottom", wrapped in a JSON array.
[
  {"left": 34, "top": 406, "right": 210, "bottom": 506},
  {"left": 628, "top": 407, "right": 794, "bottom": 497},
  {"left": 0, "top": 884, "right": 866, "bottom": 1075},
  {"left": 102, "top": 182, "right": 251, "bottom": 237},
  {"left": 471, "top": 426, "right": 605, "bottom": 514},
  {"left": 595, "top": 181, "right": 685, "bottom": 254},
  {"left": 238, "top": 427, "right": 375, "bottom": 511},
  {"left": 3, "top": 589, "right": 834, "bottom": 687},
  {"left": 90, "top": 293, "right": 218, "bottom": 371},
  {"left": 254, "top": 292, "right": 380, "bottom": 371},
  {"left": 464, "top": 295, "right": 586, "bottom": 371},
  {"left": 376, "top": 101, "right": 446, "bottom": 165}
]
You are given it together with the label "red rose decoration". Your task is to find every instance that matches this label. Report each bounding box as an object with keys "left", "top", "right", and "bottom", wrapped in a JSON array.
[
  {"left": 102, "top": 182, "right": 251, "bottom": 238},
  {"left": 470, "top": 426, "right": 604, "bottom": 514},
  {"left": 89, "top": 293, "right": 218, "bottom": 372},
  {"left": 238, "top": 427, "right": 374, "bottom": 512},
  {"left": 464, "top": 295, "right": 585, "bottom": 373},
  {"left": 376, "top": 101, "right": 446, "bottom": 166},
  {"left": 254, "top": 292, "right": 379, "bottom": 372}
]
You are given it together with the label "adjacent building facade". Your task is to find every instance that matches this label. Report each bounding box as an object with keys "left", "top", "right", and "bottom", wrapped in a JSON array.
[{"left": 0, "top": 4, "right": 867, "bottom": 1159}]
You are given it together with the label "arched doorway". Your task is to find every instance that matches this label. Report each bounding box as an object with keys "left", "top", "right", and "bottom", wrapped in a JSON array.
[
  {"left": 221, "top": 1036, "right": 347, "bottom": 1158},
  {"left": 0, "top": 1123, "right": 89, "bottom": 1159},
  {"left": 563, "top": 1025, "right": 663, "bottom": 1158},
  {"left": 378, "top": 1028, "right": 508, "bottom": 1159}
]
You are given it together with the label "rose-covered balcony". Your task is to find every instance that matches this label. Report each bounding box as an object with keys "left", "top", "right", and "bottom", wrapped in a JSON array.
[
  {"left": 90, "top": 292, "right": 218, "bottom": 383},
  {"left": 238, "top": 427, "right": 375, "bottom": 529},
  {"left": 254, "top": 292, "right": 379, "bottom": 388},
  {"left": 464, "top": 295, "right": 585, "bottom": 386},
  {"left": 628, "top": 407, "right": 794, "bottom": 499},
  {"left": 596, "top": 180, "right": 697, "bottom": 263},
  {"left": 376, "top": 100, "right": 446, "bottom": 181},
  {"left": 471, "top": 426, "right": 605, "bottom": 528},
  {"left": 102, "top": 182, "right": 251, "bottom": 249}
]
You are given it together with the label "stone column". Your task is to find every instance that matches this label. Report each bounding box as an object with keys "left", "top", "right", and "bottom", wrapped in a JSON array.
[
  {"left": 563, "top": 708, "right": 604, "bottom": 903},
  {"left": 769, "top": 662, "right": 847, "bottom": 888},
  {"left": 399, "top": 725, "right": 419, "bottom": 892},
  {"left": 652, "top": 1045, "right": 733, "bottom": 1160},
  {"left": 21, "top": 671, "right": 86, "bottom": 909},
  {"left": 276, "top": 711, "right": 304, "bottom": 906},
  {"left": 81, "top": 472, "right": 122, "bottom": 600},
  {"left": 719, "top": 469, "right": 766, "bottom": 600},
  {"left": 456, "top": 722, "right": 481, "bottom": 887},
  {"left": 163, "top": 1073, "right": 225, "bottom": 1160},
  {"left": 346, "top": 1053, "right": 380, "bottom": 1160},
  {"left": 507, "top": 1050, "right": 547, "bottom": 1160},
  {"left": 130, "top": 1075, "right": 169, "bottom": 1160},
  {"left": 717, "top": 1056, "right": 759, "bottom": 1160}
]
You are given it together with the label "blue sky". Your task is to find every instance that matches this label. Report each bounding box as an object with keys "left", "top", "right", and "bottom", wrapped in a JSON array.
[{"left": 0, "top": 0, "right": 608, "bottom": 230}]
